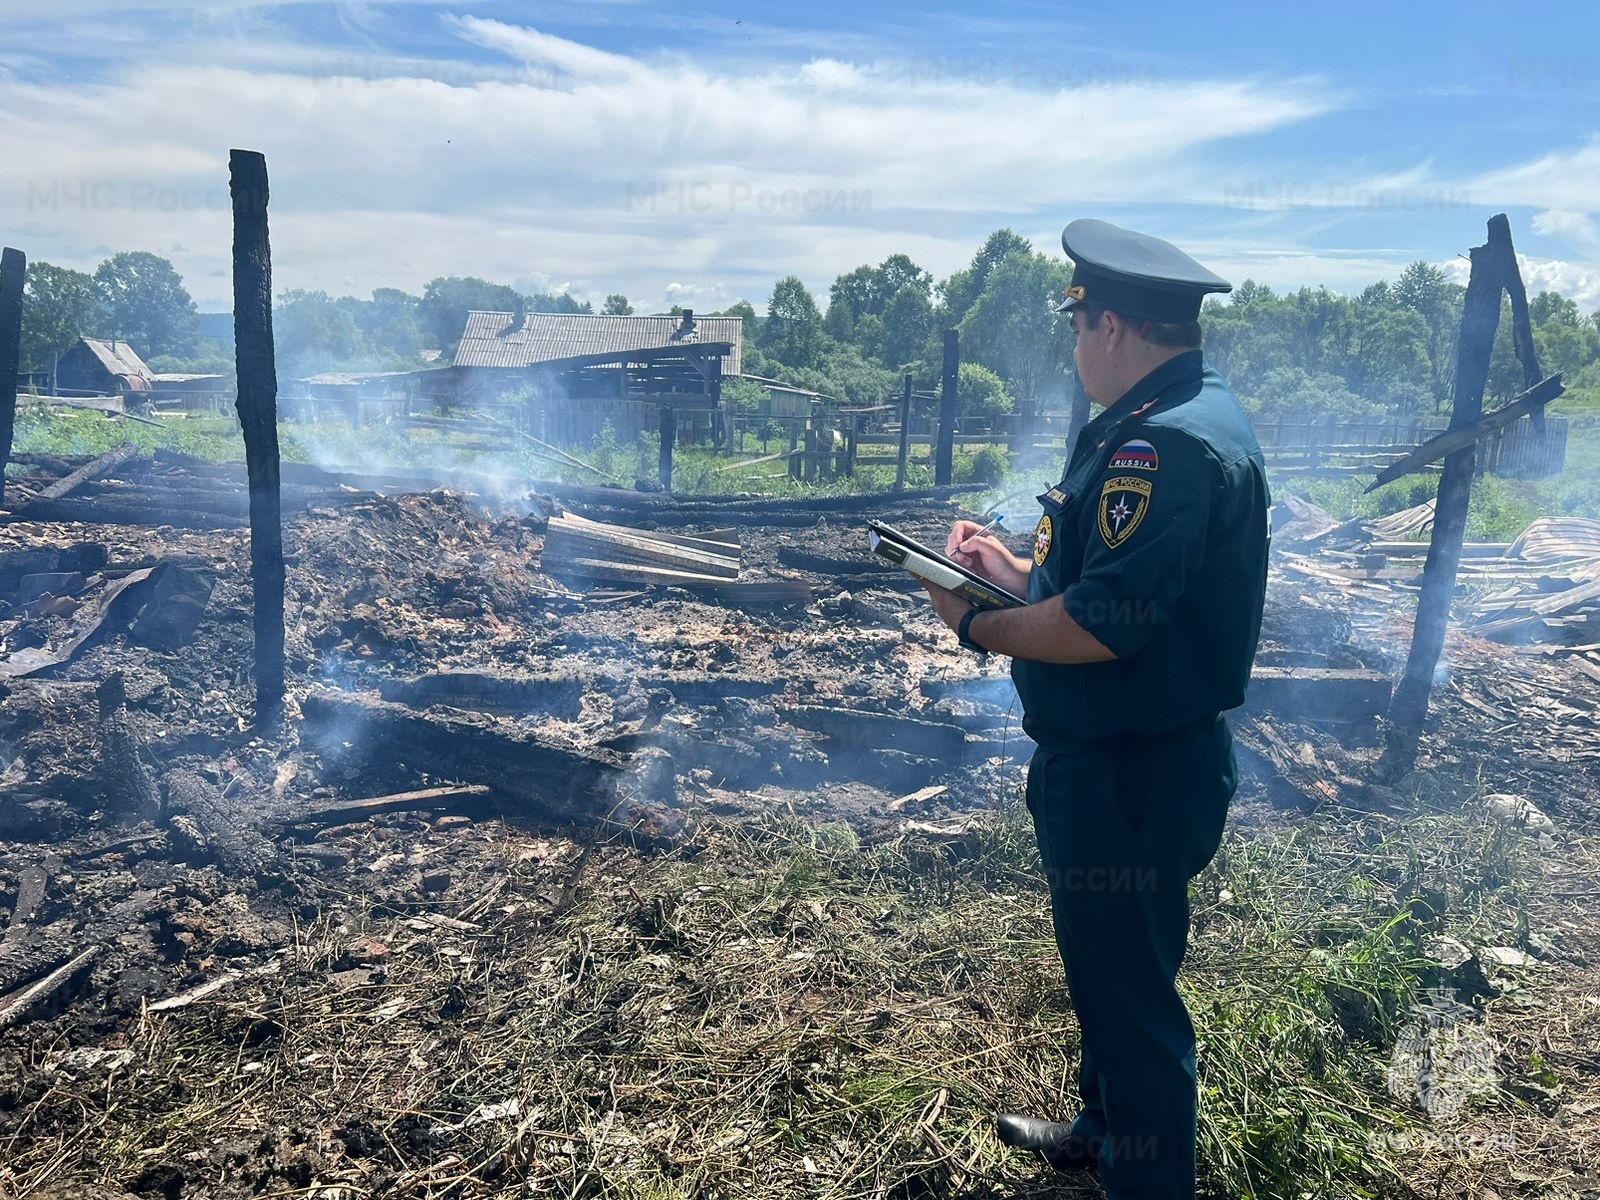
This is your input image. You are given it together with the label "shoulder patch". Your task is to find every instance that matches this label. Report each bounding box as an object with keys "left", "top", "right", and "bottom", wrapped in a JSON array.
[
  {"left": 1109, "top": 439, "right": 1159, "bottom": 471},
  {"left": 1033, "top": 513, "right": 1053, "bottom": 567},
  {"left": 1098, "top": 476, "right": 1152, "bottom": 549}
]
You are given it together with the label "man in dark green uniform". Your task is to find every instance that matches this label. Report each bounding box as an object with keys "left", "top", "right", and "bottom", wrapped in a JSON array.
[{"left": 919, "top": 219, "right": 1270, "bottom": 1199}]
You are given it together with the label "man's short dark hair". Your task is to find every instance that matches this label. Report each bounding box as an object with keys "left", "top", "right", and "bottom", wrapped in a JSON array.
[{"left": 1078, "top": 304, "right": 1202, "bottom": 348}]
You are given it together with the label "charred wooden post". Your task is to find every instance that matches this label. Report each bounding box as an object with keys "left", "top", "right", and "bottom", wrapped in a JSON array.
[
  {"left": 97, "top": 671, "right": 161, "bottom": 820},
  {"left": 896, "top": 373, "right": 912, "bottom": 491},
  {"left": 1387, "top": 215, "right": 1515, "bottom": 752},
  {"left": 0, "top": 248, "right": 24, "bottom": 509},
  {"left": 658, "top": 403, "right": 675, "bottom": 490},
  {"left": 710, "top": 373, "right": 725, "bottom": 450},
  {"left": 230, "top": 149, "right": 285, "bottom": 728},
  {"left": 935, "top": 329, "right": 958, "bottom": 486}
]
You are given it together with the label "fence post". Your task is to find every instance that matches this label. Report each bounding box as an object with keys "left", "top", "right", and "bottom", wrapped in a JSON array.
[
  {"left": 895, "top": 373, "right": 912, "bottom": 492},
  {"left": 0, "top": 248, "right": 23, "bottom": 510},
  {"left": 658, "top": 403, "right": 675, "bottom": 490},
  {"left": 935, "top": 329, "right": 958, "bottom": 486}
]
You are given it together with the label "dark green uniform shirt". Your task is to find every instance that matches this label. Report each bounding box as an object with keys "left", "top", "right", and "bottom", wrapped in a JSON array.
[{"left": 1012, "top": 350, "right": 1269, "bottom": 744}]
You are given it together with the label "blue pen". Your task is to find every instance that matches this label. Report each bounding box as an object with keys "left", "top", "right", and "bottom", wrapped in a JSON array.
[{"left": 960, "top": 513, "right": 1004, "bottom": 550}]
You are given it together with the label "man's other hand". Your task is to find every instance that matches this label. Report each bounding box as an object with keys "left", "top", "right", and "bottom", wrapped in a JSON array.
[{"left": 920, "top": 578, "right": 972, "bottom": 633}]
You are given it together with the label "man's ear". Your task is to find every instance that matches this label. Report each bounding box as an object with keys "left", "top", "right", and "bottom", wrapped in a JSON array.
[{"left": 1100, "top": 308, "right": 1125, "bottom": 350}]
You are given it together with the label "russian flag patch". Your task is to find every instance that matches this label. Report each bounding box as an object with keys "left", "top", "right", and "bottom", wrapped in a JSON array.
[{"left": 1109, "top": 439, "right": 1159, "bottom": 471}]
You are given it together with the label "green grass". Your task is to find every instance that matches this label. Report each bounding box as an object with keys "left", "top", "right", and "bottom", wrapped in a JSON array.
[
  {"left": 6, "top": 405, "right": 1013, "bottom": 500},
  {"left": 1276, "top": 405, "right": 1600, "bottom": 541}
]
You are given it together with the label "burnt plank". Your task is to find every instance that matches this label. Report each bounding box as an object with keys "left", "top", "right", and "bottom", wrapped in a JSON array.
[{"left": 299, "top": 689, "right": 684, "bottom": 845}]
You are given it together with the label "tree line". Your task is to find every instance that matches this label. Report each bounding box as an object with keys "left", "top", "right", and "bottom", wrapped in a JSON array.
[{"left": 17, "top": 238, "right": 1600, "bottom": 422}]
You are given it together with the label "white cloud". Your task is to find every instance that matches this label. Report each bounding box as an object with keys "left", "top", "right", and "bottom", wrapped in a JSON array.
[
  {"left": 1463, "top": 136, "right": 1600, "bottom": 217},
  {"left": 0, "top": 17, "right": 1344, "bottom": 312},
  {"left": 1441, "top": 253, "right": 1600, "bottom": 312}
]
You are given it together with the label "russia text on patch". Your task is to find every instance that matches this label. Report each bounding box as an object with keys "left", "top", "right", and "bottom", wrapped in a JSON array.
[{"left": 1109, "top": 439, "right": 1159, "bottom": 471}]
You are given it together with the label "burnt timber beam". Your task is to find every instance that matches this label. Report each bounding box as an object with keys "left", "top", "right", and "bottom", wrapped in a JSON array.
[
  {"left": 1366, "top": 373, "right": 1564, "bottom": 491},
  {"left": 1388, "top": 214, "right": 1517, "bottom": 743},
  {"left": 1504, "top": 235, "right": 1547, "bottom": 433},
  {"left": 0, "top": 248, "right": 23, "bottom": 510},
  {"left": 230, "top": 149, "right": 286, "bottom": 728},
  {"left": 32, "top": 442, "right": 141, "bottom": 503},
  {"left": 299, "top": 689, "right": 684, "bottom": 846}
]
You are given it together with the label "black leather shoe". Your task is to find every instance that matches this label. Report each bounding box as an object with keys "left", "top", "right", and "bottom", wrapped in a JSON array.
[{"left": 995, "top": 1113, "right": 1099, "bottom": 1173}]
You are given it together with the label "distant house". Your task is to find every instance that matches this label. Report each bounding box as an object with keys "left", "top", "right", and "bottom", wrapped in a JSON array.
[
  {"left": 55, "top": 337, "right": 154, "bottom": 397},
  {"left": 52, "top": 336, "right": 225, "bottom": 408},
  {"left": 449, "top": 308, "right": 744, "bottom": 444}
]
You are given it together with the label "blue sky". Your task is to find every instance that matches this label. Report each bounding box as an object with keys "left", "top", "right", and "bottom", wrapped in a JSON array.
[{"left": 3, "top": 0, "right": 1598, "bottom": 316}]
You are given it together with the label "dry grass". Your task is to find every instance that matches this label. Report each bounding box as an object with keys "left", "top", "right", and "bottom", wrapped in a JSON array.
[{"left": 3, "top": 770, "right": 1598, "bottom": 1200}]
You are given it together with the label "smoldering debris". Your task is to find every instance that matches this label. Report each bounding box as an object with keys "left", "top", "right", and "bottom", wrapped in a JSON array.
[{"left": 2, "top": 451, "right": 1600, "bottom": 1198}]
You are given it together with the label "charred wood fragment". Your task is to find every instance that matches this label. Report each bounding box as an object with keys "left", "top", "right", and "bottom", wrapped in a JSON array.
[
  {"left": 299, "top": 688, "right": 684, "bottom": 846},
  {"left": 275, "top": 784, "right": 493, "bottom": 826},
  {"left": 0, "top": 247, "right": 23, "bottom": 510},
  {"left": 230, "top": 148, "right": 286, "bottom": 728},
  {"left": 96, "top": 671, "right": 160, "bottom": 821},
  {"left": 162, "top": 769, "right": 282, "bottom": 880},
  {"left": 0, "top": 947, "right": 100, "bottom": 1031}
]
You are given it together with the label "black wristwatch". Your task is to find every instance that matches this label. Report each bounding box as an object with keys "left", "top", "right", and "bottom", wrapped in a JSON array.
[{"left": 957, "top": 605, "right": 985, "bottom": 653}]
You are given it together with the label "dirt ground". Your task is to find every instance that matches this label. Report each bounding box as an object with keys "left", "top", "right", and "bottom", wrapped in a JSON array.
[{"left": 1, "top": 465, "right": 1598, "bottom": 1199}]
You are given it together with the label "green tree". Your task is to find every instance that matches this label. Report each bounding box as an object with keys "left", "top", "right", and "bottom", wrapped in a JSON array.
[
  {"left": 93, "top": 251, "right": 198, "bottom": 359},
  {"left": 1347, "top": 304, "right": 1431, "bottom": 413},
  {"left": 880, "top": 285, "right": 933, "bottom": 369},
  {"left": 760, "top": 276, "right": 825, "bottom": 370},
  {"left": 1392, "top": 261, "right": 1463, "bottom": 407},
  {"left": 274, "top": 290, "right": 368, "bottom": 376},
  {"left": 874, "top": 253, "right": 932, "bottom": 302},
  {"left": 1529, "top": 291, "right": 1600, "bottom": 380},
  {"left": 1245, "top": 367, "right": 1379, "bottom": 422},
  {"left": 528, "top": 291, "right": 592, "bottom": 314},
  {"left": 940, "top": 229, "right": 1032, "bottom": 327},
  {"left": 602, "top": 293, "right": 633, "bottom": 315},
  {"left": 20, "top": 261, "right": 102, "bottom": 372},
  {"left": 827, "top": 264, "right": 880, "bottom": 330},
  {"left": 957, "top": 361, "right": 1013, "bottom": 419},
  {"left": 853, "top": 313, "right": 886, "bottom": 363},
  {"left": 717, "top": 300, "right": 761, "bottom": 347},
  {"left": 419, "top": 275, "right": 523, "bottom": 350},
  {"left": 360, "top": 287, "right": 425, "bottom": 359},
  {"left": 721, "top": 376, "right": 768, "bottom": 414},
  {"left": 958, "top": 249, "right": 1073, "bottom": 403}
]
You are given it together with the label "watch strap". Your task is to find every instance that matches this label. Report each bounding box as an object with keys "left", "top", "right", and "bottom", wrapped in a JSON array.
[{"left": 957, "top": 605, "right": 985, "bottom": 653}]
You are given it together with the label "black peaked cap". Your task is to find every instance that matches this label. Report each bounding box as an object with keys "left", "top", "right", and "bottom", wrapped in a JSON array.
[{"left": 1057, "top": 219, "right": 1231, "bottom": 322}]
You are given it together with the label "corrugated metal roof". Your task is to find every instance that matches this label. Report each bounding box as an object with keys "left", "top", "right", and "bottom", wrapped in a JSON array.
[
  {"left": 80, "top": 337, "right": 152, "bottom": 380},
  {"left": 453, "top": 312, "right": 743, "bottom": 375}
]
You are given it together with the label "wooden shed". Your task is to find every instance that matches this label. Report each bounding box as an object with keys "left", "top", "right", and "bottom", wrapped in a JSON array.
[{"left": 449, "top": 308, "right": 743, "bottom": 445}]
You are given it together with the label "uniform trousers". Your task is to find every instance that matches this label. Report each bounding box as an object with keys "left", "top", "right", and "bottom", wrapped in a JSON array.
[{"left": 1024, "top": 715, "right": 1236, "bottom": 1200}]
